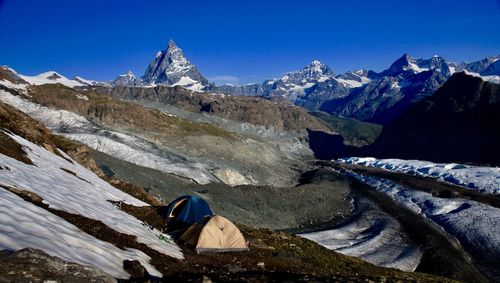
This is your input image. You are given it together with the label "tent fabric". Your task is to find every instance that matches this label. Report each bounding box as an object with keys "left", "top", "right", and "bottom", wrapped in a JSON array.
[
  {"left": 163, "top": 195, "right": 213, "bottom": 225},
  {"left": 180, "top": 215, "right": 248, "bottom": 253}
]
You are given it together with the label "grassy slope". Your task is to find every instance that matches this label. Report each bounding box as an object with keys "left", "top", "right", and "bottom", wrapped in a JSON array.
[{"left": 311, "top": 111, "right": 382, "bottom": 147}]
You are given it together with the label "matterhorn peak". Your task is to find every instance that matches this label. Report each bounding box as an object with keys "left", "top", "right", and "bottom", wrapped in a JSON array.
[
  {"left": 167, "top": 39, "right": 178, "bottom": 49},
  {"left": 310, "top": 60, "right": 322, "bottom": 66},
  {"left": 140, "top": 39, "right": 208, "bottom": 89}
]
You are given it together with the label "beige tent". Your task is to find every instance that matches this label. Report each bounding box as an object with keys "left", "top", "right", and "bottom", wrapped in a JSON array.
[{"left": 180, "top": 215, "right": 248, "bottom": 253}]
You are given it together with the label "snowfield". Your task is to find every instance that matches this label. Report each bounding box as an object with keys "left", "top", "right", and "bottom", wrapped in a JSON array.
[
  {"left": 338, "top": 157, "right": 500, "bottom": 195},
  {"left": 0, "top": 132, "right": 183, "bottom": 278},
  {"left": 300, "top": 196, "right": 422, "bottom": 272},
  {"left": 0, "top": 188, "right": 160, "bottom": 279}
]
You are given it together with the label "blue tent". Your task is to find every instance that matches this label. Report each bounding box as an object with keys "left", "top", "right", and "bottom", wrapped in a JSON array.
[{"left": 163, "top": 195, "right": 213, "bottom": 234}]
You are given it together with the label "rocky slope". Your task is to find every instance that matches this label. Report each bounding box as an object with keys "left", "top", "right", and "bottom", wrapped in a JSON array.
[
  {"left": 96, "top": 84, "right": 330, "bottom": 134},
  {"left": 0, "top": 90, "right": 455, "bottom": 282}
]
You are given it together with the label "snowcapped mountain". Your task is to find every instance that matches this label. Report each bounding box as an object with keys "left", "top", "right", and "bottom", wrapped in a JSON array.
[
  {"left": 0, "top": 66, "right": 107, "bottom": 89},
  {"left": 140, "top": 40, "right": 208, "bottom": 91},
  {"left": 219, "top": 53, "right": 500, "bottom": 124},
  {"left": 262, "top": 60, "right": 335, "bottom": 99},
  {"left": 455, "top": 55, "right": 500, "bottom": 74},
  {"left": 73, "top": 76, "right": 100, "bottom": 86},
  {"left": 111, "top": 70, "right": 138, "bottom": 86},
  {"left": 281, "top": 60, "right": 334, "bottom": 84},
  {"left": 376, "top": 54, "right": 451, "bottom": 78}
]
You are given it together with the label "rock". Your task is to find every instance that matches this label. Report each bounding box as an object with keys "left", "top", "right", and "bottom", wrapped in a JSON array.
[
  {"left": 123, "top": 260, "right": 149, "bottom": 280},
  {"left": 0, "top": 248, "right": 115, "bottom": 283},
  {"left": 227, "top": 265, "right": 247, "bottom": 273},
  {"left": 213, "top": 168, "right": 253, "bottom": 186},
  {"left": 202, "top": 275, "right": 213, "bottom": 283}
]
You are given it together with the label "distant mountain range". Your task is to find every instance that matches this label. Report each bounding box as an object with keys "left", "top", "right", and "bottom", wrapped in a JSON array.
[
  {"left": 219, "top": 53, "right": 500, "bottom": 124},
  {"left": 3, "top": 40, "right": 499, "bottom": 124}
]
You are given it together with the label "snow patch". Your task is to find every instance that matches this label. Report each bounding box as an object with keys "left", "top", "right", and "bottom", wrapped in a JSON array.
[
  {"left": 63, "top": 132, "right": 219, "bottom": 185},
  {"left": 0, "top": 188, "right": 162, "bottom": 279},
  {"left": 0, "top": 132, "right": 183, "bottom": 278},
  {"left": 172, "top": 76, "right": 205, "bottom": 91},
  {"left": 335, "top": 78, "right": 363, "bottom": 88},
  {"left": 405, "top": 62, "right": 430, "bottom": 73},
  {"left": 463, "top": 70, "right": 500, "bottom": 84},
  {"left": 0, "top": 79, "right": 28, "bottom": 95}
]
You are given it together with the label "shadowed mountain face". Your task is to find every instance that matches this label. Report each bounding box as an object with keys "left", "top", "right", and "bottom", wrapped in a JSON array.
[
  {"left": 367, "top": 72, "right": 500, "bottom": 165},
  {"left": 308, "top": 73, "right": 500, "bottom": 165}
]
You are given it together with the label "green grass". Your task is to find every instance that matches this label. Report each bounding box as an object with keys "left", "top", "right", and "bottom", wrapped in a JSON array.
[
  {"left": 51, "top": 134, "right": 81, "bottom": 152},
  {"left": 311, "top": 111, "right": 383, "bottom": 147}
]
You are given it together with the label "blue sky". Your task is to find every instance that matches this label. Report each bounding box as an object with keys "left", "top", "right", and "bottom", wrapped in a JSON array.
[{"left": 0, "top": 0, "right": 499, "bottom": 84}]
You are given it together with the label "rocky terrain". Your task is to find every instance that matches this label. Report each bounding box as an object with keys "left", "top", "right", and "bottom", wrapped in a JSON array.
[
  {"left": 1, "top": 41, "right": 499, "bottom": 282},
  {"left": 94, "top": 84, "right": 329, "bottom": 134},
  {"left": 0, "top": 89, "right": 457, "bottom": 282}
]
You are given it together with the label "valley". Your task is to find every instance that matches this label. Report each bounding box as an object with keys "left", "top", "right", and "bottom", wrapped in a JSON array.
[{"left": 0, "top": 35, "right": 499, "bottom": 282}]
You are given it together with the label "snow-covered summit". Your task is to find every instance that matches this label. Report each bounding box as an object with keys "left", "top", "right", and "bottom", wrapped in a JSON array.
[
  {"left": 379, "top": 54, "right": 450, "bottom": 77},
  {"left": 140, "top": 40, "right": 208, "bottom": 89},
  {"left": 283, "top": 60, "right": 334, "bottom": 83},
  {"left": 0, "top": 66, "right": 107, "bottom": 89}
]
